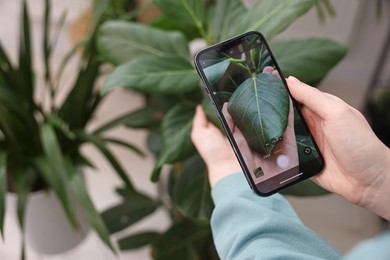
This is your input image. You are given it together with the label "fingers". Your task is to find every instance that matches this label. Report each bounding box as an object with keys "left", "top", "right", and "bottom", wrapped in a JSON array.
[
  {"left": 262, "top": 66, "right": 281, "bottom": 79},
  {"left": 272, "top": 70, "right": 281, "bottom": 79},
  {"left": 262, "top": 66, "right": 274, "bottom": 74},
  {"left": 286, "top": 76, "right": 340, "bottom": 119},
  {"left": 193, "top": 105, "right": 208, "bottom": 128},
  {"left": 191, "top": 106, "right": 207, "bottom": 145},
  {"left": 222, "top": 103, "right": 234, "bottom": 132},
  {"left": 192, "top": 105, "right": 221, "bottom": 137},
  {"left": 287, "top": 98, "right": 294, "bottom": 127}
]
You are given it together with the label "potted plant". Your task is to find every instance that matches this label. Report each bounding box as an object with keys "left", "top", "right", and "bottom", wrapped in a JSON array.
[
  {"left": 0, "top": 0, "right": 143, "bottom": 258},
  {"left": 96, "top": 0, "right": 347, "bottom": 258}
]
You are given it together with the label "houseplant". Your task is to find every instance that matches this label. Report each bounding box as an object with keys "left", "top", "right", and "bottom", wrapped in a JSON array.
[
  {"left": 0, "top": 0, "right": 143, "bottom": 258},
  {"left": 97, "top": 0, "right": 347, "bottom": 258}
]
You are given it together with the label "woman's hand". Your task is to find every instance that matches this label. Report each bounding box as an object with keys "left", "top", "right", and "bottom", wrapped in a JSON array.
[
  {"left": 192, "top": 73, "right": 390, "bottom": 220},
  {"left": 287, "top": 76, "right": 390, "bottom": 220},
  {"left": 191, "top": 105, "right": 241, "bottom": 188}
]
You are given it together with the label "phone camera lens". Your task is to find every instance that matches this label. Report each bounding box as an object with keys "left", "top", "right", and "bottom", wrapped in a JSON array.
[{"left": 304, "top": 147, "right": 312, "bottom": 155}]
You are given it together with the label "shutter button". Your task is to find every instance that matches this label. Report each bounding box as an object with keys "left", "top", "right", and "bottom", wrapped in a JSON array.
[{"left": 276, "top": 154, "right": 289, "bottom": 169}]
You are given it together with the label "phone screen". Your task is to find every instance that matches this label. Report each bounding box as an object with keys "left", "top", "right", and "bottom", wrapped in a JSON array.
[{"left": 195, "top": 32, "right": 324, "bottom": 195}]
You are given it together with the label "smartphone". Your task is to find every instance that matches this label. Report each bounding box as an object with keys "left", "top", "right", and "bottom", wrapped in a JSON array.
[{"left": 194, "top": 31, "right": 324, "bottom": 196}]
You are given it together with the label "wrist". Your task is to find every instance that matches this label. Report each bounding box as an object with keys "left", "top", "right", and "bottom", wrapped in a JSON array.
[
  {"left": 360, "top": 147, "right": 390, "bottom": 220},
  {"left": 207, "top": 162, "right": 242, "bottom": 188}
]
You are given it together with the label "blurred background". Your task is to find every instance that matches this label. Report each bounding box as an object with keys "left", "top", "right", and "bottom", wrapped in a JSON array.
[{"left": 0, "top": 0, "right": 389, "bottom": 259}]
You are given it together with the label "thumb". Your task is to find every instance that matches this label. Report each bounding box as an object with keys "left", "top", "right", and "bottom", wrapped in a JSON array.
[{"left": 287, "top": 76, "right": 338, "bottom": 119}]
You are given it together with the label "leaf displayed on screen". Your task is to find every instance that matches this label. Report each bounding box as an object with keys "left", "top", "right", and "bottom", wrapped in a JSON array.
[
  {"left": 227, "top": 73, "right": 289, "bottom": 155},
  {"left": 203, "top": 59, "right": 230, "bottom": 85},
  {"left": 296, "top": 134, "right": 319, "bottom": 162}
]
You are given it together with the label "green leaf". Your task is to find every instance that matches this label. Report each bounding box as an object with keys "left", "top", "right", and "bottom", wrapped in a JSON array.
[
  {"left": 281, "top": 179, "right": 329, "bottom": 196},
  {"left": 154, "top": 0, "right": 206, "bottom": 28},
  {"left": 102, "top": 55, "right": 199, "bottom": 95},
  {"left": 229, "top": 0, "right": 316, "bottom": 39},
  {"left": 201, "top": 97, "right": 223, "bottom": 131},
  {"left": 12, "top": 168, "right": 37, "bottom": 260},
  {"left": 315, "top": 0, "right": 336, "bottom": 23},
  {"left": 55, "top": 39, "right": 86, "bottom": 85},
  {"left": 227, "top": 73, "right": 289, "bottom": 155},
  {"left": 65, "top": 161, "right": 115, "bottom": 252},
  {"left": 50, "top": 10, "right": 67, "bottom": 54},
  {"left": 315, "top": 0, "right": 325, "bottom": 23},
  {"left": 102, "top": 193, "right": 159, "bottom": 234},
  {"left": 0, "top": 88, "right": 39, "bottom": 150},
  {"left": 211, "top": 0, "right": 247, "bottom": 42},
  {"left": 148, "top": 15, "right": 200, "bottom": 41},
  {"left": 74, "top": 154, "right": 96, "bottom": 169},
  {"left": 147, "top": 130, "right": 162, "bottom": 157},
  {"left": 322, "top": 0, "right": 336, "bottom": 17},
  {"left": 98, "top": 21, "right": 189, "bottom": 64},
  {"left": 59, "top": 51, "right": 100, "bottom": 130},
  {"left": 271, "top": 38, "right": 348, "bottom": 84},
  {"left": 18, "top": 0, "right": 34, "bottom": 104},
  {"left": 103, "top": 137, "right": 145, "bottom": 157},
  {"left": 0, "top": 152, "right": 7, "bottom": 239},
  {"left": 123, "top": 108, "right": 163, "bottom": 129},
  {"left": 58, "top": 25, "right": 102, "bottom": 131},
  {"left": 0, "top": 81, "right": 37, "bottom": 130},
  {"left": 93, "top": 105, "right": 163, "bottom": 134},
  {"left": 173, "top": 155, "right": 214, "bottom": 219},
  {"left": 0, "top": 41, "right": 15, "bottom": 73},
  {"left": 0, "top": 107, "right": 22, "bottom": 154},
  {"left": 43, "top": 0, "right": 52, "bottom": 86},
  {"left": 151, "top": 104, "right": 196, "bottom": 182},
  {"left": 152, "top": 219, "right": 211, "bottom": 260},
  {"left": 46, "top": 114, "right": 76, "bottom": 140},
  {"left": 35, "top": 124, "right": 78, "bottom": 228},
  {"left": 115, "top": 186, "right": 136, "bottom": 199},
  {"left": 75, "top": 131, "right": 136, "bottom": 193},
  {"left": 118, "top": 231, "right": 160, "bottom": 250},
  {"left": 0, "top": 41, "right": 26, "bottom": 96}
]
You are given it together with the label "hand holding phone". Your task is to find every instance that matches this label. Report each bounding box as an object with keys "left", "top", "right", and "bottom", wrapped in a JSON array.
[{"left": 194, "top": 31, "right": 324, "bottom": 196}]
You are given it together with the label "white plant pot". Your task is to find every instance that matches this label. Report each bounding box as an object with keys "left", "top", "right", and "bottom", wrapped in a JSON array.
[{"left": 24, "top": 190, "right": 90, "bottom": 255}]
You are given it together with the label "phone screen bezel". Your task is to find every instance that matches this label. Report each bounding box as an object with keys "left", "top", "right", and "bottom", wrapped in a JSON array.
[{"left": 194, "top": 31, "right": 324, "bottom": 196}]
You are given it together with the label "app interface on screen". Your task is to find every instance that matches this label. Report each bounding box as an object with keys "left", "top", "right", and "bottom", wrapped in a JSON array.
[{"left": 198, "top": 33, "right": 319, "bottom": 184}]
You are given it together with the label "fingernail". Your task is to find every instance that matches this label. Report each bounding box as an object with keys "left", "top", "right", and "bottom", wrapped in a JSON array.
[{"left": 288, "top": 76, "right": 302, "bottom": 85}]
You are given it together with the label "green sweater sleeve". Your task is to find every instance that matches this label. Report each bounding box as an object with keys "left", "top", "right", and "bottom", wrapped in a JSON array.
[
  {"left": 210, "top": 173, "right": 341, "bottom": 260},
  {"left": 344, "top": 231, "right": 390, "bottom": 260}
]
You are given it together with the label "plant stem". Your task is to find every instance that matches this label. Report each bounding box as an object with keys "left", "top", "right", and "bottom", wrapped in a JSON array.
[
  {"left": 228, "top": 58, "right": 245, "bottom": 64},
  {"left": 227, "top": 58, "right": 248, "bottom": 72},
  {"left": 197, "top": 23, "right": 207, "bottom": 41}
]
